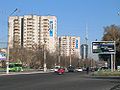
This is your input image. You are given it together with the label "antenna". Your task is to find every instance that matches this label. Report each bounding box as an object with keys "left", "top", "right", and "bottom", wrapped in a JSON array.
[
  {"left": 85, "top": 24, "right": 88, "bottom": 44},
  {"left": 117, "top": 8, "right": 120, "bottom": 16}
]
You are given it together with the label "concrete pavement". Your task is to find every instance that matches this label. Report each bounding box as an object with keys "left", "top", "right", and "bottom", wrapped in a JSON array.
[{"left": 0, "top": 72, "right": 119, "bottom": 90}]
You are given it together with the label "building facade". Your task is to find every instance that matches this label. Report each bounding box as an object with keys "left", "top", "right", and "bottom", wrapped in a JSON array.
[
  {"left": 81, "top": 44, "right": 88, "bottom": 59},
  {"left": 8, "top": 15, "right": 57, "bottom": 52},
  {"left": 59, "top": 36, "right": 81, "bottom": 58}
]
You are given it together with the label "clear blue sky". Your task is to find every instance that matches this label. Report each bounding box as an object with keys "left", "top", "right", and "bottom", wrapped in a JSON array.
[{"left": 0, "top": 0, "right": 120, "bottom": 45}]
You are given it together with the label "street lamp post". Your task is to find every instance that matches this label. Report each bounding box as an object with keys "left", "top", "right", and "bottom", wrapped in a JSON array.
[
  {"left": 58, "top": 51, "right": 61, "bottom": 66},
  {"left": 43, "top": 39, "right": 47, "bottom": 72},
  {"left": 6, "top": 9, "right": 18, "bottom": 74}
]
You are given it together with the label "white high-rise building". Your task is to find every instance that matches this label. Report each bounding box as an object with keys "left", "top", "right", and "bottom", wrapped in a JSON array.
[
  {"left": 59, "top": 36, "right": 81, "bottom": 58},
  {"left": 8, "top": 15, "right": 57, "bottom": 52}
]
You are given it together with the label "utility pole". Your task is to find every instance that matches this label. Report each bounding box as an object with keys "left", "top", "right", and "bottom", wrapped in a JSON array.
[
  {"left": 69, "top": 37, "right": 72, "bottom": 66},
  {"left": 58, "top": 37, "right": 61, "bottom": 66},
  {"left": 6, "top": 8, "right": 18, "bottom": 74}
]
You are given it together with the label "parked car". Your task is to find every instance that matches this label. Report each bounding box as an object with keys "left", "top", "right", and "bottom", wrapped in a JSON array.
[
  {"left": 67, "top": 66, "right": 75, "bottom": 72},
  {"left": 50, "top": 68, "right": 54, "bottom": 72},
  {"left": 98, "top": 67, "right": 109, "bottom": 71},
  {"left": 76, "top": 68, "right": 83, "bottom": 72}
]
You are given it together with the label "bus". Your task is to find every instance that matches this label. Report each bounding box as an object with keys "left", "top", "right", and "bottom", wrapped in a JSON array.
[{"left": 9, "top": 63, "right": 23, "bottom": 72}]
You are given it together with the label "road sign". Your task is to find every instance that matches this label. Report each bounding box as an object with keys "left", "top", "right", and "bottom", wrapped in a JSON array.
[{"left": 0, "top": 52, "right": 6, "bottom": 60}]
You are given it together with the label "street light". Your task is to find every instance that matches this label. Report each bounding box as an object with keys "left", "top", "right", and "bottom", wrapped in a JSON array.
[
  {"left": 6, "top": 8, "right": 18, "bottom": 74},
  {"left": 43, "top": 38, "right": 47, "bottom": 72}
]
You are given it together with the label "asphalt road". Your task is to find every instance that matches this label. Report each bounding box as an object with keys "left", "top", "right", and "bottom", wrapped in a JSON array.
[{"left": 0, "top": 72, "right": 119, "bottom": 90}]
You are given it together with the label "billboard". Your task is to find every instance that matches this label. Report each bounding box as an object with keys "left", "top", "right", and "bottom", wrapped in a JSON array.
[
  {"left": 76, "top": 39, "right": 78, "bottom": 49},
  {"left": 0, "top": 52, "right": 6, "bottom": 60},
  {"left": 49, "top": 20, "right": 53, "bottom": 37},
  {"left": 92, "top": 41, "right": 115, "bottom": 54}
]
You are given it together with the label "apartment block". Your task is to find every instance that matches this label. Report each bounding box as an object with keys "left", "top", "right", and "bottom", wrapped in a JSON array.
[
  {"left": 59, "top": 36, "right": 81, "bottom": 58},
  {"left": 8, "top": 15, "right": 57, "bottom": 52}
]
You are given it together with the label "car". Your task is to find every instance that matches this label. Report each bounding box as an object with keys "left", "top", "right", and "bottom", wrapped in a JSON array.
[
  {"left": 76, "top": 68, "right": 83, "bottom": 72},
  {"left": 56, "top": 68, "right": 65, "bottom": 75},
  {"left": 54, "top": 66, "right": 60, "bottom": 72},
  {"left": 97, "top": 67, "right": 109, "bottom": 71},
  {"left": 67, "top": 66, "right": 75, "bottom": 72},
  {"left": 50, "top": 68, "right": 54, "bottom": 72},
  {"left": 38, "top": 67, "right": 44, "bottom": 71}
]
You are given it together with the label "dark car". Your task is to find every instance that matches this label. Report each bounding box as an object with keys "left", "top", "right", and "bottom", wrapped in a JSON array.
[
  {"left": 98, "top": 67, "right": 109, "bottom": 71},
  {"left": 67, "top": 66, "right": 75, "bottom": 72}
]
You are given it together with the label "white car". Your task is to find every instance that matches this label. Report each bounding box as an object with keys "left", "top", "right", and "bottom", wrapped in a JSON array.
[
  {"left": 76, "top": 68, "right": 83, "bottom": 72},
  {"left": 54, "top": 66, "right": 60, "bottom": 72}
]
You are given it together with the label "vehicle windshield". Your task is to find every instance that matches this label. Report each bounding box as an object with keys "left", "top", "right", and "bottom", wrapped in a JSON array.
[
  {"left": 9, "top": 63, "right": 22, "bottom": 68},
  {"left": 15, "top": 64, "right": 22, "bottom": 67},
  {"left": 9, "top": 64, "right": 14, "bottom": 68}
]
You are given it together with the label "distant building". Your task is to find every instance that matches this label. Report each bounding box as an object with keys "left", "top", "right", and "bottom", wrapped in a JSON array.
[
  {"left": 8, "top": 15, "right": 57, "bottom": 52},
  {"left": 58, "top": 36, "right": 81, "bottom": 58},
  {"left": 81, "top": 44, "right": 88, "bottom": 59}
]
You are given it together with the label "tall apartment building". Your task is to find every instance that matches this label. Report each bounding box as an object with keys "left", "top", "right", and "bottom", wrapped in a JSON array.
[
  {"left": 81, "top": 44, "right": 88, "bottom": 59},
  {"left": 8, "top": 15, "right": 57, "bottom": 52},
  {"left": 59, "top": 36, "right": 81, "bottom": 58}
]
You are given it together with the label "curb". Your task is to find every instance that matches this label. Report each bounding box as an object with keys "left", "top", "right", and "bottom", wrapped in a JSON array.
[
  {"left": 0, "top": 71, "right": 50, "bottom": 76},
  {"left": 89, "top": 76, "right": 120, "bottom": 79}
]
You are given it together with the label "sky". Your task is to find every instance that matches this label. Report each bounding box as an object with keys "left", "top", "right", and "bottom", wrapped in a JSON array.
[{"left": 0, "top": 0, "right": 120, "bottom": 57}]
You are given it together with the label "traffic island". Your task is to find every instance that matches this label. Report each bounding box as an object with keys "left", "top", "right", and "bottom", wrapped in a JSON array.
[{"left": 92, "top": 70, "right": 120, "bottom": 77}]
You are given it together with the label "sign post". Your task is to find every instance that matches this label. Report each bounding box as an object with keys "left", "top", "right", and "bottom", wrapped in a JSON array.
[{"left": 111, "top": 54, "right": 113, "bottom": 72}]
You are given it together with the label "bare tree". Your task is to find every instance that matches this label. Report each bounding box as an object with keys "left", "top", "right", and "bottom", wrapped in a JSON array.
[{"left": 102, "top": 24, "right": 120, "bottom": 67}]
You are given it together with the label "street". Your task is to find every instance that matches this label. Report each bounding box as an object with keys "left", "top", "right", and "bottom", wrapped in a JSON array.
[{"left": 0, "top": 72, "right": 119, "bottom": 90}]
